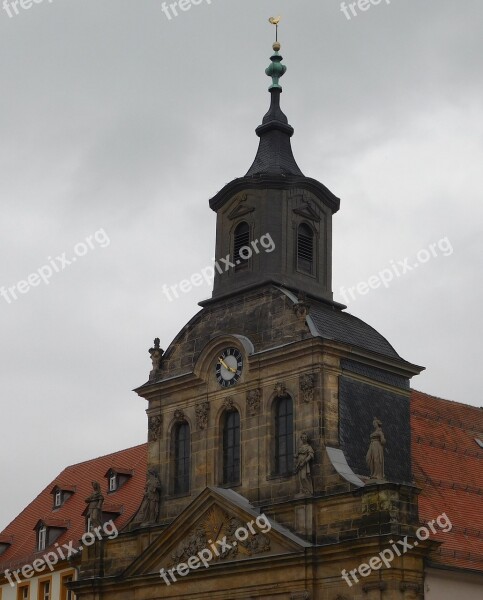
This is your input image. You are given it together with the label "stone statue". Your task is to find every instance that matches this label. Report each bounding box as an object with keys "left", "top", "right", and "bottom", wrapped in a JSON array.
[
  {"left": 293, "top": 291, "right": 310, "bottom": 319},
  {"left": 149, "top": 338, "right": 164, "bottom": 381},
  {"left": 294, "top": 432, "right": 314, "bottom": 495},
  {"left": 366, "top": 418, "right": 386, "bottom": 480},
  {"left": 138, "top": 469, "right": 162, "bottom": 524},
  {"left": 85, "top": 481, "right": 104, "bottom": 530}
]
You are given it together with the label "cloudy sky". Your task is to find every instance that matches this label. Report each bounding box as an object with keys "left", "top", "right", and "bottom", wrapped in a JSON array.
[{"left": 1, "top": 0, "right": 482, "bottom": 530}]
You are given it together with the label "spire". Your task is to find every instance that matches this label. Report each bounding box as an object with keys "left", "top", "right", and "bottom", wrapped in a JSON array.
[{"left": 245, "top": 24, "right": 303, "bottom": 178}]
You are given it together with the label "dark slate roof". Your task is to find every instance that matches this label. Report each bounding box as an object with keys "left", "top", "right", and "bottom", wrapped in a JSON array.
[
  {"left": 245, "top": 88, "right": 303, "bottom": 178},
  {"left": 309, "top": 302, "right": 400, "bottom": 359},
  {"left": 209, "top": 175, "right": 340, "bottom": 213},
  {"left": 209, "top": 83, "right": 341, "bottom": 213}
]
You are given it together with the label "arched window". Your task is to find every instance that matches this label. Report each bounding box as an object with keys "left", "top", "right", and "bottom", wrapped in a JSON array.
[
  {"left": 297, "top": 223, "right": 314, "bottom": 274},
  {"left": 234, "top": 221, "right": 250, "bottom": 270},
  {"left": 223, "top": 410, "right": 241, "bottom": 484},
  {"left": 174, "top": 422, "right": 190, "bottom": 494},
  {"left": 275, "top": 396, "right": 294, "bottom": 476}
]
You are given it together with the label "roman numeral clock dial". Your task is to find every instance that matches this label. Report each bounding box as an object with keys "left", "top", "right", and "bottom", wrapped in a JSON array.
[{"left": 215, "top": 348, "right": 243, "bottom": 387}]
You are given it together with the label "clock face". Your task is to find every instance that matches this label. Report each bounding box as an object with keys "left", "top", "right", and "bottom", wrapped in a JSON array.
[{"left": 215, "top": 348, "right": 243, "bottom": 387}]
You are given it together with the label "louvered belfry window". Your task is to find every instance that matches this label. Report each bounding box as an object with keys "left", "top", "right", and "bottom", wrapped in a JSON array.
[
  {"left": 297, "top": 223, "right": 314, "bottom": 274},
  {"left": 234, "top": 221, "right": 250, "bottom": 270}
]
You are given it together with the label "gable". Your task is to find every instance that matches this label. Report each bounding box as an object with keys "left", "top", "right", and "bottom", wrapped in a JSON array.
[{"left": 124, "top": 487, "right": 310, "bottom": 579}]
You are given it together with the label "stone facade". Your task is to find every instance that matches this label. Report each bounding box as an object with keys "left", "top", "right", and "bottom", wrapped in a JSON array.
[
  {"left": 72, "top": 43, "right": 429, "bottom": 600},
  {"left": 73, "top": 282, "right": 428, "bottom": 600}
]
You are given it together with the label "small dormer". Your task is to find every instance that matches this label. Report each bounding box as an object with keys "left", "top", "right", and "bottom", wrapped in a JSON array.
[
  {"left": 104, "top": 467, "right": 133, "bottom": 493},
  {"left": 0, "top": 534, "right": 13, "bottom": 556},
  {"left": 34, "top": 519, "right": 69, "bottom": 551},
  {"left": 50, "top": 483, "right": 76, "bottom": 509}
]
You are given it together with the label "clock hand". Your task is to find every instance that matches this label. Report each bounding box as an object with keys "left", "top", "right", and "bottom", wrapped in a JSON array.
[{"left": 219, "top": 357, "right": 237, "bottom": 373}]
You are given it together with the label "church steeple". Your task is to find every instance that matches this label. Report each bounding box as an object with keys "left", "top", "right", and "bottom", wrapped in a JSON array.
[
  {"left": 246, "top": 41, "right": 303, "bottom": 177},
  {"left": 207, "top": 30, "right": 341, "bottom": 307}
]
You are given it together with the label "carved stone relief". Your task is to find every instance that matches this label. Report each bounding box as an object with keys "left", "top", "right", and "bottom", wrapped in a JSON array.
[
  {"left": 246, "top": 389, "right": 261, "bottom": 416},
  {"left": 195, "top": 401, "right": 210, "bottom": 430},
  {"left": 148, "top": 415, "right": 162, "bottom": 442},
  {"left": 299, "top": 374, "right": 315, "bottom": 402}
]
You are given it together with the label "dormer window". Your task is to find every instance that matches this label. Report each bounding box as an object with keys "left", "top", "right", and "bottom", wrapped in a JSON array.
[
  {"left": 297, "top": 223, "right": 314, "bottom": 274},
  {"left": 54, "top": 490, "right": 63, "bottom": 508},
  {"left": 49, "top": 484, "right": 75, "bottom": 509},
  {"left": 34, "top": 519, "right": 68, "bottom": 551},
  {"left": 0, "top": 535, "right": 12, "bottom": 556},
  {"left": 105, "top": 467, "right": 133, "bottom": 493},
  {"left": 38, "top": 525, "right": 47, "bottom": 551},
  {"left": 109, "top": 473, "right": 118, "bottom": 492}
]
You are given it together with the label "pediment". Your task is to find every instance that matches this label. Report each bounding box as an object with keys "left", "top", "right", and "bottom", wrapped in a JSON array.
[
  {"left": 125, "top": 486, "right": 311, "bottom": 578},
  {"left": 227, "top": 194, "right": 256, "bottom": 220},
  {"left": 293, "top": 202, "right": 320, "bottom": 222}
]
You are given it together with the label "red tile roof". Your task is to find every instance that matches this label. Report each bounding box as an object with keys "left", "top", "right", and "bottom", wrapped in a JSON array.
[
  {"left": 49, "top": 484, "right": 76, "bottom": 494},
  {"left": 33, "top": 518, "right": 69, "bottom": 530},
  {"left": 0, "top": 444, "right": 147, "bottom": 573},
  {"left": 2, "top": 393, "right": 481, "bottom": 578},
  {"left": 411, "top": 390, "right": 483, "bottom": 573}
]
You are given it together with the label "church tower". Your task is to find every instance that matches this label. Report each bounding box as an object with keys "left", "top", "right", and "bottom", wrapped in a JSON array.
[
  {"left": 75, "top": 30, "right": 431, "bottom": 600},
  {"left": 209, "top": 41, "right": 340, "bottom": 305}
]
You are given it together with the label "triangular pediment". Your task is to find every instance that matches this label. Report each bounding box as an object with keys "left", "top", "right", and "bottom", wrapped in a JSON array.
[
  {"left": 124, "top": 486, "right": 311, "bottom": 578},
  {"left": 227, "top": 194, "right": 256, "bottom": 220},
  {"left": 293, "top": 202, "right": 320, "bottom": 222}
]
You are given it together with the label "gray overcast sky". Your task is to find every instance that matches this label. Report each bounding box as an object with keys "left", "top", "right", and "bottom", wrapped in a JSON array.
[{"left": 1, "top": 0, "right": 482, "bottom": 530}]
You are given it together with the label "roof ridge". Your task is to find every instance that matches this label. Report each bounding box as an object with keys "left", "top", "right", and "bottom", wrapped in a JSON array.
[
  {"left": 63, "top": 443, "right": 147, "bottom": 470},
  {"left": 412, "top": 389, "right": 483, "bottom": 412}
]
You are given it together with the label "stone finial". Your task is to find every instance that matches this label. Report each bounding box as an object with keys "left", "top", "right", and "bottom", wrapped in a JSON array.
[
  {"left": 294, "top": 432, "right": 314, "bottom": 496},
  {"left": 195, "top": 402, "right": 210, "bottom": 430},
  {"left": 293, "top": 292, "right": 310, "bottom": 318},
  {"left": 149, "top": 338, "right": 164, "bottom": 381},
  {"left": 366, "top": 417, "right": 386, "bottom": 480}
]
